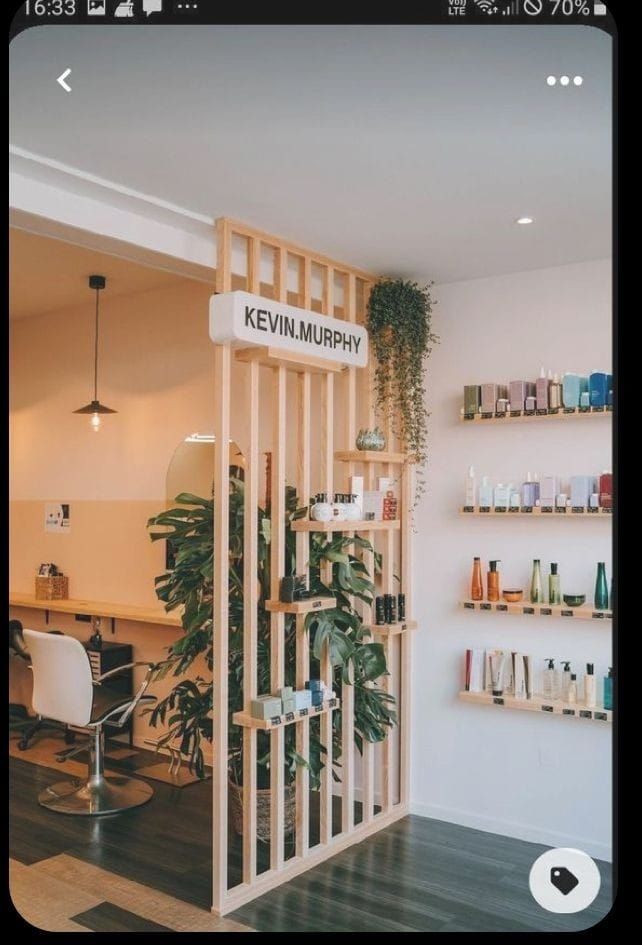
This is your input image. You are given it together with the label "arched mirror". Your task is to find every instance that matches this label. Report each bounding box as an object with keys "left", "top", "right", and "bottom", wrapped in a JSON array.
[{"left": 164, "top": 434, "right": 245, "bottom": 568}]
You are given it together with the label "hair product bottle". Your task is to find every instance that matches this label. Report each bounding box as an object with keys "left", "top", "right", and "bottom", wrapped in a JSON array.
[
  {"left": 542, "top": 659, "right": 557, "bottom": 700},
  {"left": 530, "top": 559, "right": 543, "bottom": 604},
  {"left": 548, "top": 563, "right": 561, "bottom": 605},
  {"left": 465, "top": 466, "right": 476, "bottom": 509},
  {"left": 561, "top": 661, "right": 572, "bottom": 701},
  {"left": 603, "top": 667, "right": 613, "bottom": 711},
  {"left": 311, "top": 493, "right": 333, "bottom": 522},
  {"left": 471, "top": 557, "right": 484, "bottom": 601},
  {"left": 567, "top": 673, "right": 577, "bottom": 704},
  {"left": 584, "top": 663, "right": 596, "bottom": 707},
  {"left": 478, "top": 476, "right": 493, "bottom": 509},
  {"left": 487, "top": 560, "right": 501, "bottom": 602},
  {"left": 594, "top": 562, "right": 609, "bottom": 610}
]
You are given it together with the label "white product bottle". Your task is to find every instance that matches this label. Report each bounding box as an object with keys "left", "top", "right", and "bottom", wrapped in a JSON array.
[
  {"left": 478, "top": 476, "right": 493, "bottom": 509},
  {"left": 561, "top": 661, "right": 572, "bottom": 701},
  {"left": 493, "top": 483, "right": 509, "bottom": 509},
  {"left": 584, "top": 663, "right": 596, "bottom": 708},
  {"left": 311, "top": 493, "right": 333, "bottom": 522},
  {"left": 567, "top": 674, "right": 577, "bottom": 704},
  {"left": 510, "top": 491, "right": 521, "bottom": 509},
  {"left": 465, "top": 466, "right": 476, "bottom": 508},
  {"left": 542, "top": 659, "right": 557, "bottom": 700},
  {"left": 344, "top": 494, "right": 362, "bottom": 522}
]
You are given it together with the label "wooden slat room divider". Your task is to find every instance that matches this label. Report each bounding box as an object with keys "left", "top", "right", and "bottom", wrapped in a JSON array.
[{"left": 211, "top": 218, "right": 415, "bottom": 915}]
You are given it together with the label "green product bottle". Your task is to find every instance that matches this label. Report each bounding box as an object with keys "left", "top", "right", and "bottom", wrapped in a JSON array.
[
  {"left": 530, "top": 559, "right": 543, "bottom": 604},
  {"left": 548, "top": 562, "right": 561, "bottom": 605},
  {"left": 594, "top": 562, "right": 609, "bottom": 610}
]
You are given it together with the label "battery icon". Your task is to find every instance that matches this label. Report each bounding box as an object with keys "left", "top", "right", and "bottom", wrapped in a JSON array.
[{"left": 593, "top": 2, "right": 607, "bottom": 13}]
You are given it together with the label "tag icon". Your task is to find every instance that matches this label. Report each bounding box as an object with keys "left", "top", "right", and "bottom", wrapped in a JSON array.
[{"left": 550, "top": 867, "right": 579, "bottom": 896}]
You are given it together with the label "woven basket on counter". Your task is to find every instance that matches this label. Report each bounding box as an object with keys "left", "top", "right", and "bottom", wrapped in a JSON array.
[
  {"left": 229, "top": 779, "right": 296, "bottom": 841},
  {"left": 35, "top": 575, "right": 69, "bottom": 600}
]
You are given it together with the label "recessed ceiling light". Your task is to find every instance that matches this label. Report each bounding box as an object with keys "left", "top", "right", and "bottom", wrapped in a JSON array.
[
  {"left": 546, "top": 75, "right": 557, "bottom": 86},
  {"left": 560, "top": 75, "right": 570, "bottom": 86},
  {"left": 574, "top": 75, "right": 583, "bottom": 86},
  {"left": 516, "top": 217, "right": 534, "bottom": 225}
]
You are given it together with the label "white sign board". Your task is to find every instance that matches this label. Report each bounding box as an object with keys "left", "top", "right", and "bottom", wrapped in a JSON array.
[{"left": 209, "top": 291, "right": 368, "bottom": 368}]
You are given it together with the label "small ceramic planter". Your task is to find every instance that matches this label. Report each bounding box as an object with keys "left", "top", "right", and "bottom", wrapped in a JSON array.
[{"left": 356, "top": 427, "right": 386, "bottom": 451}]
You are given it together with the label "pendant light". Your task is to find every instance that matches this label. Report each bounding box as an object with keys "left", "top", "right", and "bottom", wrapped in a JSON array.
[{"left": 73, "top": 274, "right": 116, "bottom": 432}]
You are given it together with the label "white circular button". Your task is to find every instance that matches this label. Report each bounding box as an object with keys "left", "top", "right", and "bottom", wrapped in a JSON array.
[{"left": 529, "top": 848, "right": 601, "bottom": 914}]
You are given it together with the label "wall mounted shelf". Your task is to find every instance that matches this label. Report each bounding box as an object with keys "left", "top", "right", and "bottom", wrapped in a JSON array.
[
  {"left": 233, "top": 698, "right": 339, "bottom": 731},
  {"left": 9, "top": 593, "right": 181, "bottom": 628},
  {"left": 460, "top": 507, "right": 612, "bottom": 518},
  {"left": 461, "top": 599, "right": 612, "bottom": 621},
  {"left": 458, "top": 690, "right": 612, "bottom": 723},
  {"left": 362, "top": 620, "right": 417, "bottom": 636},
  {"left": 291, "top": 519, "right": 400, "bottom": 533},
  {"left": 335, "top": 450, "right": 412, "bottom": 464},
  {"left": 264, "top": 597, "right": 336, "bottom": 615},
  {"left": 460, "top": 406, "right": 612, "bottom": 424}
]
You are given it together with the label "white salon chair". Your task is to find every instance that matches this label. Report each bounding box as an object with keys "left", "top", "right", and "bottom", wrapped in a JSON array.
[{"left": 23, "top": 628, "right": 157, "bottom": 816}]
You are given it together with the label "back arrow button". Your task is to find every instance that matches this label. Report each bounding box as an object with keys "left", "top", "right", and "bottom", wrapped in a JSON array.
[{"left": 57, "top": 68, "right": 72, "bottom": 92}]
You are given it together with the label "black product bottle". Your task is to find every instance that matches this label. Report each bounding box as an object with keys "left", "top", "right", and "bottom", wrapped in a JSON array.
[
  {"left": 397, "top": 593, "right": 406, "bottom": 621},
  {"left": 388, "top": 596, "right": 397, "bottom": 624},
  {"left": 375, "top": 596, "right": 386, "bottom": 625}
]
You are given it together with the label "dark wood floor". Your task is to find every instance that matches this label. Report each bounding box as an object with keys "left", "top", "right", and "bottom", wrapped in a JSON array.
[{"left": 10, "top": 755, "right": 612, "bottom": 933}]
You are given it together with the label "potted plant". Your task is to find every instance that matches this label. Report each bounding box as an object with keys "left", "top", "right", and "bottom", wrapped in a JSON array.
[
  {"left": 366, "top": 278, "right": 438, "bottom": 504},
  {"left": 146, "top": 480, "right": 395, "bottom": 837}
]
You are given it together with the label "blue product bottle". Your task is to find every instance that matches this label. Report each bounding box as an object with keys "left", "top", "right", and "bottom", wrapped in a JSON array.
[
  {"left": 607, "top": 374, "right": 613, "bottom": 407},
  {"left": 603, "top": 668, "right": 613, "bottom": 711},
  {"left": 562, "top": 373, "right": 580, "bottom": 408},
  {"left": 589, "top": 371, "right": 608, "bottom": 408}
]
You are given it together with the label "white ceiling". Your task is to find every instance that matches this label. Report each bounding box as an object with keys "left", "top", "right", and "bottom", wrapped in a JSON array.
[
  {"left": 9, "top": 25, "right": 612, "bottom": 284},
  {"left": 9, "top": 229, "right": 189, "bottom": 319}
]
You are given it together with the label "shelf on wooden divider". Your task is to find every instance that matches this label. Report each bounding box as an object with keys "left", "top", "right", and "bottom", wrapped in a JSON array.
[
  {"left": 362, "top": 620, "right": 417, "bottom": 636},
  {"left": 459, "top": 690, "right": 612, "bottom": 723},
  {"left": 335, "top": 450, "right": 413, "bottom": 465},
  {"left": 291, "top": 519, "right": 401, "bottom": 533},
  {"left": 460, "top": 406, "right": 612, "bottom": 425},
  {"left": 235, "top": 345, "right": 343, "bottom": 375},
  {"left": 460, "top": 506, "right": 612, "bottom": 518},
  {"left": 233, "top": 698, "right": 340, "bottom": 731},
  {"left": 264, "top": 597, "right": 336, "bottom": 615},
  {"left": 461, "top": 600, "right": 612, "bottom": 621}
]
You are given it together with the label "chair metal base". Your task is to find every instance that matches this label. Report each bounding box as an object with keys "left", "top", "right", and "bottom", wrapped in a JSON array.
[{"left": 38, "top": 774, "right": 154, "bottom": 816}]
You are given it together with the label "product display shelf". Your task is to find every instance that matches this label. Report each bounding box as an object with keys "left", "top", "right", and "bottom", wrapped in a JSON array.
[
  {"left": 458, "top": 690, "right": 612, "bottom": 723},
  {"left": 461, "top": 599, "right": 612, "bottom": 621},
  {"left": 264, "top": 597, "right": 337, "bottom": 614},
  {"left": 460, "top": 406, "right": 612, "bottom": 425},
  {"left": 361, "top": 620, "right": 418, "bottom": 636},
  {"left": 233, "top": 698, "right": 340, "bottom": 731},
  {"left": 335, "top": 450, "right": 412, "bottom": 464},
  {"left": 460, "top": 506, "right": 612, "bottom": 518},
  {"left": 292, "top": 519, "right": 401, "bottom": 533}
]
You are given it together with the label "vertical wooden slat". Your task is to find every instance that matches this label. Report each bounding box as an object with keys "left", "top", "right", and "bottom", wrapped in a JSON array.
[
  {"left": 212, "top": 342, "right": 231, "bottom": 911},
  {"left": 341, "top": 273, "right": 357, "bottom": 834},
  {"left": 275, "top": 247, "right": 288, "bottom": 304},
  {"left": 320, "top": 371, "right": 334, "bottom": 843},
  {"left": 380, "top": 514, "right": 395, "bottom": 812},
  {"left": 216, "top": 218, "right": 232, "bottom": 294},
  {"left": 296, "top": 371, "right": 311, "bottom": 857},
  {"left": 242, "top": 359, "right": 260, "bottom": 883},
  {"left": 248, "top": 236, "right": 261, "bottom": 294},
  {"left": 302, "top": 258, "right": 312, "bottom": 310},
  {"left": 361, "top": 281, "right": 376, "bottom": 823},
  {"left": 324, "top": 265, "right": 335, "bottom": 317},
  {"left": 399, "top": 461, "right": 414, "bottom": 805},
  {"left": 270, "top": 365, "right": 287, "bottom": 870}
]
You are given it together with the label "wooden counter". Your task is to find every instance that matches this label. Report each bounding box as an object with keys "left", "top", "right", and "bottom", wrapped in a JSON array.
[{"left": 9, "top": 593, "right": 182, "bottom": 628}]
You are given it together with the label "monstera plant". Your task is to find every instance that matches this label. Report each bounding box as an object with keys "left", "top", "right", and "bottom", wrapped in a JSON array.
[{"left": 146, "top": 480, "right": 396, "bottom": 788}]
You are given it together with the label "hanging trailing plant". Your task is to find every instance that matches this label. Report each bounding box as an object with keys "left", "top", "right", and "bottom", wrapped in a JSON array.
[{"left": 366, "top": 278, "right": 438, "bottom": 505}]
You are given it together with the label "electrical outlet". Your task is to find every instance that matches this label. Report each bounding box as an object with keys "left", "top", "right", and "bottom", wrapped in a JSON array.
[{"left": 75, "top": 613, "right": 91, "bottom": 622}]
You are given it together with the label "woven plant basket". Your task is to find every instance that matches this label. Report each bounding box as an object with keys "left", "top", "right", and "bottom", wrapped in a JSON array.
[
  {"left": 229, "top": 779, "right": 296, "bottom": 841},
  {"left": 35, "top": 575, "right": 69, "bottom": 600}
]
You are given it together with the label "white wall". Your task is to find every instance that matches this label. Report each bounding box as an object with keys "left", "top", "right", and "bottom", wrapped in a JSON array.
[{"left": 411, "top": 259, "right": 612, "bottom": 860}]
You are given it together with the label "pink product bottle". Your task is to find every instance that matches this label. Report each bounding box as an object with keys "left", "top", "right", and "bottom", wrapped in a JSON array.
[{"left": 536, "top": 368, "right": 549, "bottom": 411}]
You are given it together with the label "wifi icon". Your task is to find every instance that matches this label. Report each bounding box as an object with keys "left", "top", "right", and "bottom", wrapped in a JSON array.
[{"left": 474, "top": 0, "right": 495, "bottom": 10}]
